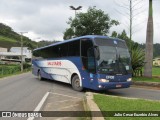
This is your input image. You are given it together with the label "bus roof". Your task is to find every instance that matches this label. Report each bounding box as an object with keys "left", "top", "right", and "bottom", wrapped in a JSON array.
[{"left": 33, "top": 35, "right": 123, "bottom": 52}]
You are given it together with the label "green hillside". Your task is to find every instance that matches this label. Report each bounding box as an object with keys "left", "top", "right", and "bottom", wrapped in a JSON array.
[
  {"left": 0, "top": 23, "right": 58, "bottom": 51},
  {"left": 0, "top": 23, "right": 37, "bottom": 50},
  {"left": 0, "top": 36, "right": 19, "bottom": 50}
]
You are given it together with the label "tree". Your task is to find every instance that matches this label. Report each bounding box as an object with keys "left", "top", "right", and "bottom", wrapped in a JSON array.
[
  {"left": 111, "top": 30, "right": 130, "bottom": 46},
  {"left": 144, "top": 0, "right": 153, "bottom": 78},
  {"left": 153, "top": 44, "right": 160, "bottom": 58},
  {"left": 0, "top": 23, "right": 12, "bottom": 36},
  {"left": 111, "top": 31, "right": 118, "bottom": 38},
  {"left": 63, "top": 28, "right": 74, "bottom": 40},
  {"left": 118, "top": 30, "right": 130, "bottom": 44},
  {"left": 63, "top": 7, "right": 119, "bottom": 39}
]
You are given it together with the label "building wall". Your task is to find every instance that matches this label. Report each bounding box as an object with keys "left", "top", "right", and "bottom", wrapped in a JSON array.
[
  {"left": 10, "top": 47, "right": 32, "bottom": 58},
  {"left": 153, "top": 58, "right": 160, "bottom": 66},
  {"left": 0, "top": 47, "right": 7, "bottom": 60},
  {"left": 0, "top": 47, "right": 7, "bottom": 52}
]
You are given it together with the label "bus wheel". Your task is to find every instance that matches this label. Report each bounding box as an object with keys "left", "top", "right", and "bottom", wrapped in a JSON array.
[
  {"left": 72, "top": 75, "right": 83, "bottom": 91},
  {"left": 38, "top": 71, "right": 43, "bottom": 80}
]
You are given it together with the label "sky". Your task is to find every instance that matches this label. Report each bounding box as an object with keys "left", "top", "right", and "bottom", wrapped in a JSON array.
[{"left": 0, "top": 0, "right": 159, "bottom": 43}]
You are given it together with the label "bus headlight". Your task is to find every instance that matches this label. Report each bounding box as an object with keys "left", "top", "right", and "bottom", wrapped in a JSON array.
[
  {"left": 98, "top": 79, "right": 109, "bottom": 83},
  {"left": 127, "top": 78, "right": 132, "bottom": 82}
]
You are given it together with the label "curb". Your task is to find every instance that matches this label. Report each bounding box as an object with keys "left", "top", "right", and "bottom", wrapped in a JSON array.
[
  {"left": 132, "top": 81, "right": 160, "bottom": 88},
  {"left": 83, "top": 92, "right": 105, "bottom": 120}
]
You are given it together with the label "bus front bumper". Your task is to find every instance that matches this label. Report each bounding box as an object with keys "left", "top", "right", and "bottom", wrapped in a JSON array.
[{"left": 97, "top": 81, "right": 131, "bottom": 90}]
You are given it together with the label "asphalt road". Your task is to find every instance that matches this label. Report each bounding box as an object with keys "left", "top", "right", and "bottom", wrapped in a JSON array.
[
  {"left": 0, "top": 72, "right": 160, "bottom": 112},
  {"left": 0, "top": 72, "right": 53, "bottom": 111}
]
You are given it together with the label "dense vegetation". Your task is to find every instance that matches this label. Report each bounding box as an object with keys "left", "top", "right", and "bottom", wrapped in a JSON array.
[
  {"left": 0, "top": 23, "right": 37, "bottom": 50},
  {"left": 0, "top": 64, "right": 20, "bottom": 76},
  {"left": 139, "top": 43, "right": 160, "bottom": 58},
  {"left": 0, "top": 63, "right": 31, "bottom": 78},
  {"left": 37, "top": 40, "right": 59, "bottom": 48}
]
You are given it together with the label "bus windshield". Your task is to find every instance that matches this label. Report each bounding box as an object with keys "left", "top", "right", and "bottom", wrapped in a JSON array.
[{"left": 95, "top": 38, "right": 132, "bottom": 75}]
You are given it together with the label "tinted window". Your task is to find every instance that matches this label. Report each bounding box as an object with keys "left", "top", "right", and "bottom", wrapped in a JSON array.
[
  {"left": 57, "top": 44, "right": 68, "bottom": 57},
  {"left": 33, "top": 39, "right": 80, "bottom": 59},
  {"left": 68, "top": 40, "right": 80, "bottom": 56},
  {"left": 81, "top": 39, "right": 93, "bottom": 57},
  {"left": 81, "top": 39, "right": 94, "bottom": 70},
  {"left": 95, "top": 38, "right": 127, "bottom": 48}
]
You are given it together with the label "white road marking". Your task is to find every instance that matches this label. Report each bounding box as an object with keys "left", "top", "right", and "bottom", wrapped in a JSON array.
[
  {"left": 56, "top": 99, "right": 70, "bottom": 103},
  {"left": 55, "top": 117, "right": 70, "bottom": 120},
  {"left": 57, "top": 104, "right": 79, "bottom": 110},
  {"left": 27, "top": 92, "right": 50, "bottom": 120},
  {"left": 56, "top": 99, "right": 79, "bottom": 103},
  {"left": 50, "top": 92, "right": 81, "bottom": 99}
]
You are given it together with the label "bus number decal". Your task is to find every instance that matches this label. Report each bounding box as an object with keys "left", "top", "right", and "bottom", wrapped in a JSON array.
[
  {"left": 106, "top": 76, "right": 114, "bottom": 79},
  {"left": 48, "top": 61, "right": 62, "bottom": 66}
]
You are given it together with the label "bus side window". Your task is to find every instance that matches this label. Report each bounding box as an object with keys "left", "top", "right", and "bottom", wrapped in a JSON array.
[
  {"left": 81, "top": 39, "right": 95, "bottom": 72},
  {"left": 68, "top": 40, "right": 80, "bottom": 57},
  {"left": 58, "top": 44, "right": 68, "bottom": 57}
]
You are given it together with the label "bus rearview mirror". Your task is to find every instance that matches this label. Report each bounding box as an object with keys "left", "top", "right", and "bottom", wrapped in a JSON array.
[{"left": 94, "top": 47, "right": 100, "bottom": 60}]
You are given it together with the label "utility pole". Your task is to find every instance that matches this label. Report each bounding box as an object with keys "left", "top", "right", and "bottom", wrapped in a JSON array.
[
  {"left": 20, "top": 32, "right": 28, "bottom": 72},
  {"left": 129, "top": 0, "right": 132, "bottom": 41},
  {"left": 70, "top": 6, "right": 82, "bottom": 17},
  {"left": 69, "top": 6, "right": 82, "bottom": 36},
  {"left": 114, "top": 0, "right": 145, "bottom": 42}
]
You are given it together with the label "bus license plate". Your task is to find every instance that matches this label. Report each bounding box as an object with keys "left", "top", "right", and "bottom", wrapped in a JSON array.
[{"left": 116, "top": 84, "right": 122, "bottom": 88}]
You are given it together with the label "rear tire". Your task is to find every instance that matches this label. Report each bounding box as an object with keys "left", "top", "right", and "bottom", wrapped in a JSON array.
[
  {"left": 71, "top": 75, "right": 83, "bottom": 91},
  {"left": 38, "top": 71, "right": 43, "bottom": 80}
]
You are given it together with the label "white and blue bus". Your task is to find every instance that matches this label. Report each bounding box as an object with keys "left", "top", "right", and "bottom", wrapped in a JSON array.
[{"left": 32, "top": 35, "right": 132, "bottom": 91}]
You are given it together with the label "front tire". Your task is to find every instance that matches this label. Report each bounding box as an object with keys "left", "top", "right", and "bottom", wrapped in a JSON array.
[
  {"left": 71, "top": 75, "right": 83, "bottom": 91},
  {"left": 38, "top": 71, "right": 43, "bottom": 80}
]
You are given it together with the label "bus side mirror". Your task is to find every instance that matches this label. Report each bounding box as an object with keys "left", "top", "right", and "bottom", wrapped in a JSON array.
[{"left": 94, "top": 46, "right": 100, "bottom": 60}]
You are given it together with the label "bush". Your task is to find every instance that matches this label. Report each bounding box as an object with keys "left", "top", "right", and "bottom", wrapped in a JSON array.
[
  {"left": 23, "top": 63, "right": 31, "bottom": 70},
  {"left": 0, "top": 64, "right": 20, "bottom": 75},
  {"left": 129, "top": 42, "right": 145, "bottom": 76},
  {"left": 0, "top": 63, "right": 31, "bottom": 77}
]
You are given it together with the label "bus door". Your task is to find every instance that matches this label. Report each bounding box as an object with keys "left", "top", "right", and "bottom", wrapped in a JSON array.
[
  {"left": 87, "top": 47, "right": 98, "bottom": 88},
  {"left": 81, "top": 39, "right": 97, "bottom": 88}
]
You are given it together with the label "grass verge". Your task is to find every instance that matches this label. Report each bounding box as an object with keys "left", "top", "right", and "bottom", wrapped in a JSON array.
[
  {"left": 0, "top": 63, "right": 31, "bottom": 79},
  {"left": 133, "top": 67, "right": 160, "bottom": 83},
  {"left": 141, "top": 67, "right": 160, "bottom": 76},
  {"left": 94, "top": 94, "right": 160, "bottom": 120},
  {"left": 152, "top": 67, "right": 160, "bottom": 76},
  {"left": 0, "top": 69, "right": 31, "bottom": 79}
]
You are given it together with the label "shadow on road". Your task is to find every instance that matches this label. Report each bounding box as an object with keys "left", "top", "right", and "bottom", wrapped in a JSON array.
[{"left": 34, "top": 76, "right": 129, "bottom": 96}]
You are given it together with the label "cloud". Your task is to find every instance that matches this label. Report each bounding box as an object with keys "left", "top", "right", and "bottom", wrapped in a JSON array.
[{"left": 0, "top": 0, "right": 159, "bottom": 43}]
